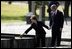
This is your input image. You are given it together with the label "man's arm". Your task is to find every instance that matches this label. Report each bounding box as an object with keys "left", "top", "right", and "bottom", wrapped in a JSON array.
[
  {"left": 60, "top": 12, "right": 64, "bottom": 31},
  {"left": 49, "top": 16, "right": 52, "bottom": 28},
  {"left": 60, "top": 12, "right": 64, "bottom": 28}
]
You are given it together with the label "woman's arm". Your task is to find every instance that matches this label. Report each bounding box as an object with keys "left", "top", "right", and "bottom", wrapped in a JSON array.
[
  {"left": 25, "top": 25, "right": 33, "bottom": 34},
  {"left": 20, "top": 25, "right": 33, "bottom": 38},
  {"left": 41, "top": 22, "right": 49, "bottom": 30}
]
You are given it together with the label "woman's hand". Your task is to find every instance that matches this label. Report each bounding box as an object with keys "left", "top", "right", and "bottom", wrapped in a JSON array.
[
  {"left": 20, "top": 34, "right": 23, "bottom": 38},
  {"left": 49, "top": 26, "right": 52, "bottom": 30},
  {"left": 20, "top": 33, "right": 26, "bottom": 38}
]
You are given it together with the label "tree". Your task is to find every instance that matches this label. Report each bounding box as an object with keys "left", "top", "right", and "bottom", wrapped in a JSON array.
[
  {"left": 41, "top": 1, "right": 45, "bottom": 23},
  {"left": 63, "top": 1, "right": 70, "bottom": 25},
  {"left": 28, "top": 1, "right": 32, "bottom": 12},
  {"left": 38, "top": 1, "right": 45, "bottom": 23},
  {"left": 8, "top": 1, "right": 12, "bottom": 4},
  {"left": 64, "top": 1, "right": 70, "bottom": 18},
  {"left": 35, "top": 1, "right": 42, "bottom": 16}
]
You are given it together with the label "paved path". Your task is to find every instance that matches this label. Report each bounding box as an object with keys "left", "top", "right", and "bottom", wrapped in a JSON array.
[{"left": 1, "top": 21, "right": 71, "bottom": 38}]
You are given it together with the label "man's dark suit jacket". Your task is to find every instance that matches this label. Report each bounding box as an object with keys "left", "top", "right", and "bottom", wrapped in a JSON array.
[
  {"left": 49, "top": 10, "right": 64, "bottom": 28},
  {"left": 25, "top": 21, "right": 49, "bottom": 35}
]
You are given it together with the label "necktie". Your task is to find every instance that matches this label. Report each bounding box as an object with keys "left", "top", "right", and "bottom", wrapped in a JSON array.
[{"left": 53, "top": 13, "right": 55, "bottom": 16}]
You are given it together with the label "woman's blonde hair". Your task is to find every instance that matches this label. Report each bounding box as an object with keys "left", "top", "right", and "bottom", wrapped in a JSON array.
[{"left": 30, "top": 15, "right": 37, "bottom": 20}]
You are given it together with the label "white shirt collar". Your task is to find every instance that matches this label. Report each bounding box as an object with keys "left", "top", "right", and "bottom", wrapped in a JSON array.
[{"left": 51, "top": 10, "right": 57, "bottom": 15}]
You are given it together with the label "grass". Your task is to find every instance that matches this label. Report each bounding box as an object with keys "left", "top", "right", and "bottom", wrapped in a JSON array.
[
  {"left": 1, "top": 1, "right": 71, "bottom": 21},
  {"left": 1, "top": 2, "right": 28, "bottom": 17},
  {"left": 1, "top": 16, "right": 26, "bottom": 21}
]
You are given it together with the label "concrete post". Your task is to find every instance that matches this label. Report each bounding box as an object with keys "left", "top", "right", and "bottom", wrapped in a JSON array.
[{"left": 31, "top": 1, "right": 35, "bottom": 15}]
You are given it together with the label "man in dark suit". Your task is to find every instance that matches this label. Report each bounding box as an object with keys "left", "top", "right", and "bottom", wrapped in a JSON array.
[
  {"left": 20, "top": 15, "right": 49, "bottom": 47},
  {"left": 47, "top": 1, "right": 60, "bottom": 19},
  {"left": 49, "top": 4, "right": 64, "bottom": 47}
]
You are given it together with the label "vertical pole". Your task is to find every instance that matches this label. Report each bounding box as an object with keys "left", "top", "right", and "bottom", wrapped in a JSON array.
[
  {"left": 28, "top": 1, "right": 32, "bottom": 12},
  {"left": 31, "top": 1, "right": 35, "bottom": 15},
  {"left": 39, "top": 1, "right": 45, "bottom": 23}
]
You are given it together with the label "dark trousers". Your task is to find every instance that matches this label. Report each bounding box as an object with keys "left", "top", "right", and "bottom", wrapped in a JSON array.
[
  {"left": 34, "top": 34, "right": 45, "bottom": 47},
  {"left": 51, "top": 27, "right": 62, "bottom": 46}
]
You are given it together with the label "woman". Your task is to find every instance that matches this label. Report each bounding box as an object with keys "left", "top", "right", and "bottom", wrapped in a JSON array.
[{"left": 20, "top": 15, "right": 49, "bottom": 47}]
